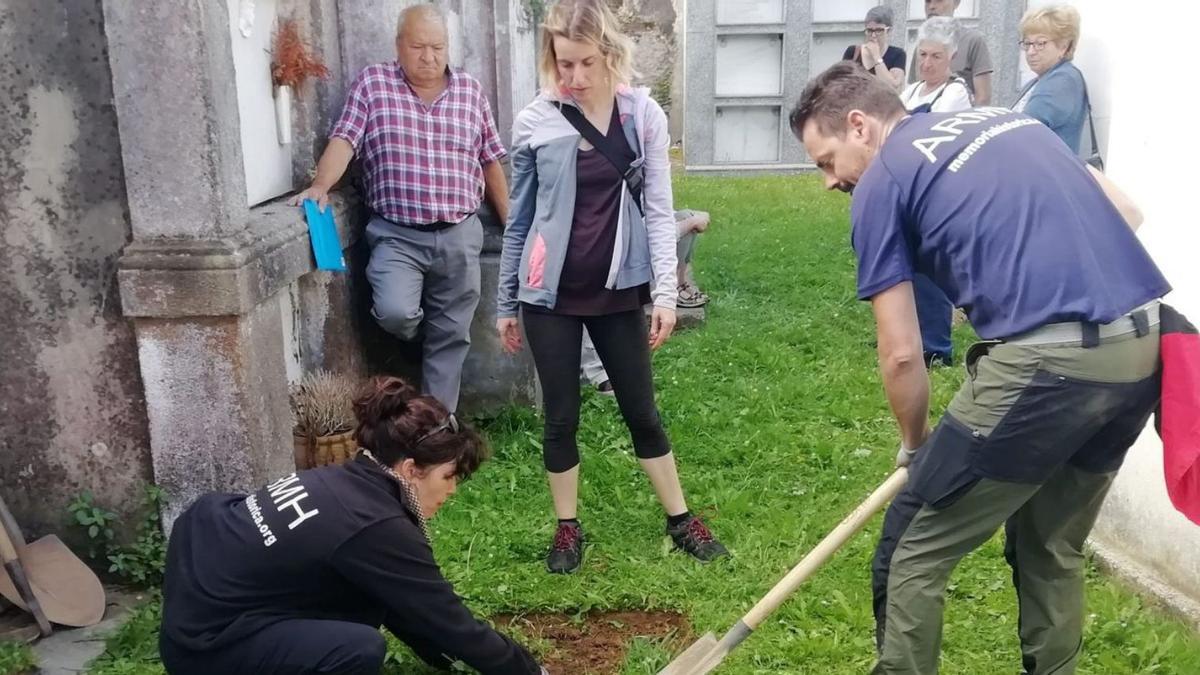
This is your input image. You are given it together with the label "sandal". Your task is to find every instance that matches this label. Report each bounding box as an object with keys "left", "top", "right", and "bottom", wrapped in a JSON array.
[{"left": 677, "top": 283, "right": 709, "bottom": 308}]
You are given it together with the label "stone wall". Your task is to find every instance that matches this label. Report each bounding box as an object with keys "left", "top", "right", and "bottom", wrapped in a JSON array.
[
  {"left": 0, "top": 0, "right": 154, "bottom": 537},
  {"left": 616, "top": 0, "right": 680, "bottom": 140}
]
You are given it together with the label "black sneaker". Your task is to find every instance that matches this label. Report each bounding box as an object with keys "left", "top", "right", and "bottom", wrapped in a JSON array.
[
  {"left": 924, "top": 352, "right": 953, "bottom": 368},
  {"left": 596, "top": 380, "right": 615, "bottom": 397},
  {"left": 668, "top": 516, "right": 729, "bottom": 562},
  {"left": 546, "top": 522, "right": 584, "bottom": 574}
]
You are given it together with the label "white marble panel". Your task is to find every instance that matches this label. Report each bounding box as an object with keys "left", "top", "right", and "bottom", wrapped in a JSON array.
[
  {"left": 715, "top": 34, "right": 783, "bottom": 97},
  {"left": 714, "top": 106, "right": 780, "bottom": 163},
  {"left": 716, "top": 0, "right": 784, "bottom": 25},
  {"left": 813, "top": 0, "right": 877, "bottom": 24},
  {"left": 812, "top": 31, "right": 861, "bottom": 76},
  {"left": 229, "top": 0, "right": 293, "bottom": 205}
]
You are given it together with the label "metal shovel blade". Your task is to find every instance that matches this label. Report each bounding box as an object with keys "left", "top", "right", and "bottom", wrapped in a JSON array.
[
  {"left": 659, "top": 632, "right": 719, "bottom": 675},
  {"left": 0, "top": 535, "right": 106, "bottom": 627}
]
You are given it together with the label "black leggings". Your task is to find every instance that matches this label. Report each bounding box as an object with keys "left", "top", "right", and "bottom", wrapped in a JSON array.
[{"left": 522, "top": 307, "right": 672, "bottom": 473}]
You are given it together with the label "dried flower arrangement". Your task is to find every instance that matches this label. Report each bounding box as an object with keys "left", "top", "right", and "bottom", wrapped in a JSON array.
[
  {"left": 291, "top": 370, "right": 356, "bottom": 437},
  {"left": 270, "top": 18, "right": 330, "bottom": 90}
]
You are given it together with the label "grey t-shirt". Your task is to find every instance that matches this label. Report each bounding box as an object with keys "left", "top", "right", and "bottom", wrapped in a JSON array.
[{"left": 908, "top": 27, "right": 993, "bottom": 94}]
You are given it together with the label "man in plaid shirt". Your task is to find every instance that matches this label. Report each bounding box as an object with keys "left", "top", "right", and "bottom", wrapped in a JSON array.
[{"left": 294, "top": 4, "right": 509, "bottom": 412}]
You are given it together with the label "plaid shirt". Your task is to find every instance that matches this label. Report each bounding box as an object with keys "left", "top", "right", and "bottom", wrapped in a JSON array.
[{"left": 331, "top": 64, "right": 506, "bottom": 225}]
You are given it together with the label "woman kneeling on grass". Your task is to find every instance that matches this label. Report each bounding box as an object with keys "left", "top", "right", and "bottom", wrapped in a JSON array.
[
  {"left": 495, "top": 0, "right": 728, "bottom": 574},
  {"left": 159, "top": 377, "right": 544, "bottom": 675}
]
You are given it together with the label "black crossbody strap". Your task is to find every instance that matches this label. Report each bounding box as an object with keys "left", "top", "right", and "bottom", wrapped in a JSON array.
[{"left": 556, "top": 102, "right": 644, "bottom": 214}]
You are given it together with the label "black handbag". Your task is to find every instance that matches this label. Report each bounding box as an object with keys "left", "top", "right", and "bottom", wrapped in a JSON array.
[{"left": 556, "top": 101, "right": 645, "bottom": 216}]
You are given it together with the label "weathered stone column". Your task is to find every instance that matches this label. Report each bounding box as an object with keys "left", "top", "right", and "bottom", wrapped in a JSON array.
[{"left": 103, "top": 1, "right": 339, "bottom": 525}]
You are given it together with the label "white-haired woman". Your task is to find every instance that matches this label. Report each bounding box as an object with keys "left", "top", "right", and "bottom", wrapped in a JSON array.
[
  {"left": 842, "top": 5, "right": 905, "bottom": 90},
  {"left": 900, "top": 17, "right": 971, "bottom": 370},
  {"left": 496, "top": 0, "right": 727, "bottom": 574},
  {"left": 1014, "top": 5, "right": 1087, "bottom": 153},
  {"left": 900, "top": 16, "right": 972, "bottom": 114}
]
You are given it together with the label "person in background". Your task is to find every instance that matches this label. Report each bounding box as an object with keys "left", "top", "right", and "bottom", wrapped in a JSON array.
[
  {"left": 1014, "top": 5, "right": 1088, "bottom": 153},
  {"left": 581, "top": 209, "right": 713, "bottom": 395},
  {"left": 900, "top": 16, "right": 972, "bottom": 368},
  {"left": 496, "top": 0, "right": 728, "bottom": 575},
  {"left": 909, "top": 0, "right": 993, "bottom": 105},
  {"left": 159, "top": 377, "right": 545, "bottom": 675},
  {"left": 843, "top": 5, "right": 906, "bottom": 91},
  {"left": 292, "top": 4, "right": 508, "bottom": 414},
  {"left": 900, "top": 17, "right": 972, "bottom": 114}
]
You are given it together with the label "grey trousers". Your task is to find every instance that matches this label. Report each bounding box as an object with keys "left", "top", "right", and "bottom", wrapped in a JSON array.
[{"left": 365, "top": 214, "right": 482, "bottom": 412}]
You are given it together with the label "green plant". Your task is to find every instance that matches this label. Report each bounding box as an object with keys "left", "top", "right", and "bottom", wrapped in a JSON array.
[
  {"left": 67, "top": 485, "right": 166, "bottom": 587},
  {"left": 0, "top": 641, "right": 36, "bottom": 675},
  {"left": 67, "top": 491, "right": 117, "bottom": 560},
  {"left": 521, "top": 0, "right": 548, "bottom": 29}
]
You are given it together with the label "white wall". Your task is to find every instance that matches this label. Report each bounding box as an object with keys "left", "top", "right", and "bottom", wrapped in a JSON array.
[{"left": 1027, "top": 0, "right": 1200, "bottom": 608}]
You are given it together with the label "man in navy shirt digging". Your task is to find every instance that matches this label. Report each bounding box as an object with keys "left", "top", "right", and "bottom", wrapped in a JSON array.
[{"left": 790, "top": 62, "right": 1170, "bottom": 674}]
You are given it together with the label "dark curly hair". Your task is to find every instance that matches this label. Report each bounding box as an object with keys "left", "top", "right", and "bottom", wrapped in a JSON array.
[{"left": 353, "top": 376, "right": 487, "bottom": 479}]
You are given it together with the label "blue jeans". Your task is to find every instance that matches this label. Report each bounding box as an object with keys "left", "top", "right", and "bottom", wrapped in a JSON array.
[{"left": 914, "top": 274, "right": 953, "bottom": 362}]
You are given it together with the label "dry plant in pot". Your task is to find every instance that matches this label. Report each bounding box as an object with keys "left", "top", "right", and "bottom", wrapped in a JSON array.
[
  {"left": 270, "top": 18, "right": 330, "bottom": 144},
  {"left": 291, "top": 370, "right": 357, "bottom": 469}
]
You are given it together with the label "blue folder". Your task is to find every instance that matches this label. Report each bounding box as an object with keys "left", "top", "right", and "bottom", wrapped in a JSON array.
[{"left": 302, "top": 199, "right": 347, "bottom": 272}]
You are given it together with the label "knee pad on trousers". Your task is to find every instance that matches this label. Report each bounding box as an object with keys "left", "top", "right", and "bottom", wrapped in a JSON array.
[{"left": 373, "top": 304, "right": 422, "bottom": 341}]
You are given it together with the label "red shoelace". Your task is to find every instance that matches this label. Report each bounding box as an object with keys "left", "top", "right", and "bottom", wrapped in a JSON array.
[
  {"left": 553, "top": 524, "right": 581, "bottom": 551},
  {"left": 684, "top": 518, "right": 714, "bottom": 544}
]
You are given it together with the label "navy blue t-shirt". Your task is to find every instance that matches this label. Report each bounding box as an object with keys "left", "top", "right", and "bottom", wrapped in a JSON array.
[{"left": 851, "top": 108, "right": 1170, "bottom": 339}]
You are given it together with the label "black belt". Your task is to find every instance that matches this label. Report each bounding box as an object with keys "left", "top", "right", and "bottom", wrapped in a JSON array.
[{"left": 378, "top": 212, "right": 474, "bottom": 232}]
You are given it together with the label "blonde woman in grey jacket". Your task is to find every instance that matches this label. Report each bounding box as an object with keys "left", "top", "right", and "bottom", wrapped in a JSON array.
[{"left": 496, "top": 0, "right": 727, "bottom": 574}]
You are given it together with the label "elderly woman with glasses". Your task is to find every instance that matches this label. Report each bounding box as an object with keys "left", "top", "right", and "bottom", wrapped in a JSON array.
[
  {"left": 900, "top": 16, "right": 972, "bottom": 114},
  {"left": 159, "top": 376, "right": 546, "bottom": 675},
  {"left": 1014, "top": 5, "right": 1087, "bottom": 153},
  {"left": 842, "top": 5, "right": 905, "bottom": 90}
]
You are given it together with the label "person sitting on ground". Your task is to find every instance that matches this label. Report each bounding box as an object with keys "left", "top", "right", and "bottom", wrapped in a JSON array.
[
  {"left": 1013, "top": 5, "right": 1088, "bottom": 153},
  {"left": 842, "top": 5, "right": 906, "bottom": 91},
  {"left": 900, "top": 17, "right": 972, "bottom": 114},
  {"left": 580, "top": 208, "right": 713, "bottom": 394},
  {"left": 496, "top": 0, "right": 728, "bottom": 574},
  {"left": 158, "top": 376, "right": 545, "bottom": 675}
]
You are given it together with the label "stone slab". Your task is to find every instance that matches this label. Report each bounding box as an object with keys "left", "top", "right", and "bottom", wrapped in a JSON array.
[{"left": 119, "top": 193, "right": 362, "bottom": 319}]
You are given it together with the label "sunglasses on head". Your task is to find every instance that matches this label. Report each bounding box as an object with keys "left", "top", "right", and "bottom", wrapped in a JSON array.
[{"left": 414, "top": 414, "right": 461, "bottom": 446}]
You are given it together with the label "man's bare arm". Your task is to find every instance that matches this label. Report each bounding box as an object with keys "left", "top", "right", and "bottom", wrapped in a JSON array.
[
  {"left": 872, "top": 281, "right": 931, "bottom": 451},
  {"left": 482, "top": 160, "right": 510, "bottom": 226},
  {"left": 291, "top": 138, "right": 355, "bottom": 210},
  {"left": 1087, "top": 165, "right": 1144, "bottom": 230}
]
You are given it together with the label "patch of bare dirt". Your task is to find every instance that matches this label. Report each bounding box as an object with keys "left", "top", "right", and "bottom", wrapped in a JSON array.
[{"left": 493, "top": 610, "right": 690, "bottom": 674}]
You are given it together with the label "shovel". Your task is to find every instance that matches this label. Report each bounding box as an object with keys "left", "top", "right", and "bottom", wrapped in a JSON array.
[
  {"left": 660, "top": 468, "right": 909, "bottom": 675},
  {"left": 0, "top": 494, "right": 106, "bottom": 634}
]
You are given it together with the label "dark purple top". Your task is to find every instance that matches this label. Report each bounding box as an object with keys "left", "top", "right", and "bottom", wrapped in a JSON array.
[{"left": 541, "top": 103, "right": 649, "bottom": 316}]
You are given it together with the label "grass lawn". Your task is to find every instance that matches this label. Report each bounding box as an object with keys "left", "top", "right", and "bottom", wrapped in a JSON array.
[{"left": 85, "top": 174, "right": 1199, "bottom": 674}]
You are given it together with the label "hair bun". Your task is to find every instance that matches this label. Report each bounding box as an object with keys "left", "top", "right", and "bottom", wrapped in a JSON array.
[{"left": 353, "top": 376, "right": 418, "bottom": 423}]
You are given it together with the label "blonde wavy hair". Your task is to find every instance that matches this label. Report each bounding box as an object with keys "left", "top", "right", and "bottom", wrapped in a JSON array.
[
  {"left": 538, "top": 0, "right": 637, "bottom": 93},
  {"left": 1020, "top": 5, "right": 1081, "bottom": 60}
]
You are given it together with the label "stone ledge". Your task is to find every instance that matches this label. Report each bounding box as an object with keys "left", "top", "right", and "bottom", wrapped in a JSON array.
[
  {"left": 118, "top": 191, "right": 362, "bottom": 318},
  {"left": 1088, "top": 535, "right": 1200, "bottom": 631},
  {"left": 645, "top": 304, "right": 706, "bottom": 329}
]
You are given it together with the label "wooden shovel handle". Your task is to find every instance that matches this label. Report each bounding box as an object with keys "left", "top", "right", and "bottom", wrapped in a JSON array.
[{"left": 741, "top": 468, "right": 909, "bottom": 630}]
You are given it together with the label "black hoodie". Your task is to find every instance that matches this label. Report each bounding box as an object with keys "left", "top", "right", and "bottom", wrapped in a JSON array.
[{"left": 161, "top": 454, "right": 539, "bottom": 674}]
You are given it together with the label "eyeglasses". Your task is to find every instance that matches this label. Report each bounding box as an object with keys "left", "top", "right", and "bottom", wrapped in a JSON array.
[
  {"left": 415, "top": 414, "right": 461, "bottom": 446},
  {"left": 865, "top": 27, "right": 890, "bottom": 36},
  {"left": 1018, "top": 39, "right": 1052, "bottom": 52}
]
